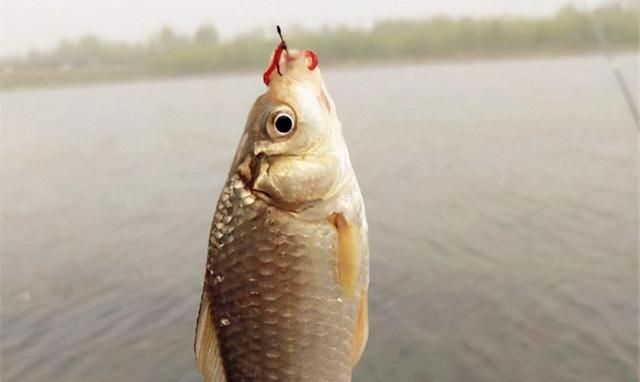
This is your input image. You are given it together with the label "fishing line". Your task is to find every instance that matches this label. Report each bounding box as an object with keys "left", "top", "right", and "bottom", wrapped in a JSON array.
[{"left": 580, "top": 0, "right": 639, "bottom": 130}]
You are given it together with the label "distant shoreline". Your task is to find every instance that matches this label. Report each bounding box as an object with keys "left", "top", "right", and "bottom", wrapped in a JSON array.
[
  {"left": 1, "top": 49, "right": 636, "bottom": 92},
  {"left": 2, "top": 3, "right": 637, "bottom": 91}
]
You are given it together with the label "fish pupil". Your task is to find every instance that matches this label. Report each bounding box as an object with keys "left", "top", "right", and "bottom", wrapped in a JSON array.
[{"left": 274, "top": 114, "right": 293, "bottom": 135}]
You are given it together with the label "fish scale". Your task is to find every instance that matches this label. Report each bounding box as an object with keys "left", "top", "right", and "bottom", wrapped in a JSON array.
[{"left": 204, "top": 175, "right": 357, "bottom": 381}]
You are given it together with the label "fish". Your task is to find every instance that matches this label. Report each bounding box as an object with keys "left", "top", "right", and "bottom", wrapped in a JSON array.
[{"left": 195, "top": 28, "right": 369, "bottom": 382}]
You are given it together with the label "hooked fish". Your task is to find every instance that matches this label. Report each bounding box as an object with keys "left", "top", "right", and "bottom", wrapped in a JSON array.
[{"left": 195, "top": 28, "right": 369, "bottom": 382}]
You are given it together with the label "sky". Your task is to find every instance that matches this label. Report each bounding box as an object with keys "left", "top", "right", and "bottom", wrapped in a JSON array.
[{"left": 1, "top": 0, "right": 611, "bottom": 57}]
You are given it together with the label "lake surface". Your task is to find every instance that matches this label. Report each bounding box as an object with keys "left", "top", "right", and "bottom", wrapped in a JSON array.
[{"left": 1, "top": 54, "right": 638, "bottom": 382}]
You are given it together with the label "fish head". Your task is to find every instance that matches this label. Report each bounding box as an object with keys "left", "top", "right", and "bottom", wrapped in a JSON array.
[{"left": 232, "top": 47, "right": 352, "bottom": 210}]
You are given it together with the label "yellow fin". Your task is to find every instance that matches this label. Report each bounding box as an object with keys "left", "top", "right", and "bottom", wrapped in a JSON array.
[
  {"left": 333, "top": 213, "right": 361, "bottom": 297},
  {"left": 195, "top": 290, "right": 227, "bottom": 382},
  {"left": 351, "top": 289, "right": 369, "bottom": 367}
]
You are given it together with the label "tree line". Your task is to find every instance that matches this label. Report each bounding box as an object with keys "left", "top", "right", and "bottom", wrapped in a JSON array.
[{"left": 1, "top": 3, "right": 637, "bottom": 88}]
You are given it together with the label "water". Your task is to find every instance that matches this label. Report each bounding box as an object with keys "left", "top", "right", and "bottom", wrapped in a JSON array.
[{"left": 1, "top": 54, "right": 637, "bottom": 382}]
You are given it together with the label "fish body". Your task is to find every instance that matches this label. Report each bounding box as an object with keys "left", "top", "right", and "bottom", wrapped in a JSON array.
[{"left": 195, "top": 44, "right": 369, "bottom": 382}]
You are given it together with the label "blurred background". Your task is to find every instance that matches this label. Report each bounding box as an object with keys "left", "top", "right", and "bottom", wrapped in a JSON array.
[{"left": 1, "top": 1, "right": 637, "bottom": 381}]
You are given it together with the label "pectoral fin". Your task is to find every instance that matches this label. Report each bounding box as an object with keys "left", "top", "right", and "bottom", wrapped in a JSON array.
[
  {"left": 333, "top": 213, "right": 361, "bottom": 297},
  {"left": 195, "top": 290, "right": 227, "bottom": 382},
  {"left": 351, "top": 289, "right": 369, "bottom": 367}
]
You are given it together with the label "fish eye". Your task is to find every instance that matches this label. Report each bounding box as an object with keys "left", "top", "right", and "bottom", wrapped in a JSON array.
[{"left": 273, "top": 112, "right": 294, "bottom": 136}]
